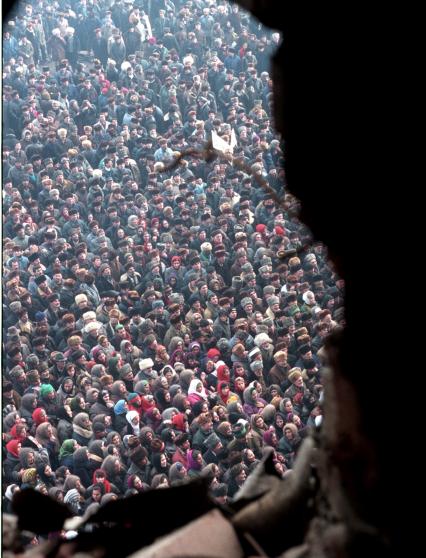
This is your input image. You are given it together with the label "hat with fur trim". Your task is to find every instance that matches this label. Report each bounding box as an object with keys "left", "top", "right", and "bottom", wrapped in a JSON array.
[
  {"left": 75, "top": 294, "right": 88, "bottom": 305},
  {"left": 288, "top": 368, "right": 302, "bottom": 383},
  {"left": 139, "top": 358, "right": 154, "bottom": 371},
  {"left": 254, "top": 333, "right": 273, "bottom": 347}
]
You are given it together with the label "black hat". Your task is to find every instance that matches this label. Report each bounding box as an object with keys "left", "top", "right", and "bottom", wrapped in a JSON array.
[{"left": 70, "top": 349, "right": 86, "bottom": 361}]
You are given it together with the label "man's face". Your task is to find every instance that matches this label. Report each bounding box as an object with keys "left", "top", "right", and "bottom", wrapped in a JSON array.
[{"left": 92, "top": 488, "right": 102, "bottom": 501}]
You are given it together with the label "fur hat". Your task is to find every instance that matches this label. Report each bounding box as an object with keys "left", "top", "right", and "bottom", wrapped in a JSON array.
[
  {"left": 268, "top": 296, "right": 280, "bottom": 307},
  {"left": 263, "top": 285, "right": 276, "bottom": 295},
  {"left": 232, "top": 276, "right": 243, "bottom": 289},
  {"left": 75, "top": 294, "right": 88, "bottom": 305},
  {"left": 204, "top": 432, "right": 221, "bottom": 450},
  {"left": 254, "top": 333, "right": 273, "bottom": 347},
  {"left": 67, "top": 336, "right": 81, "bottom": 347},
  {"left": 240, "top": 297, "right": 252, "bottom": 308},
  {"left": 85, "top": 322, "right": 100, "bottom": 334},
  {"left": 82, "top": 311, "right": 97, "bottom": 321},
  {"left": 242, "top": 272, "right": 256, "bottom": 283},
  {"left": 250, "top": 360, "right": 264, "bottom": 372},
  {"left": 288, "top": 368, "right": 302, "bottom": 383},
  {"left": 273, "top": 350, "right": 287, "bottom": 362},
  {"left": 139, "top": 358, "right": 154, "bottom": 371},
  {"left": 248, "top": 347, "right": 261, "bottom": 360}
]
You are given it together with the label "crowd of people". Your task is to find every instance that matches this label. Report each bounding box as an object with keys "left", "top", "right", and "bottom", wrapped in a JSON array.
[{"left": 2, "top": 0, "right": 345, "bottom": 523}]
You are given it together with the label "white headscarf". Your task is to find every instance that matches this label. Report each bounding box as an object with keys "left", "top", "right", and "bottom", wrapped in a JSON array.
[
  {"left": 188, "top": 378, "right": 208, "bottom": 400},
  {"left": 126, "top": 410, "right": 140, "bottom": 435}
]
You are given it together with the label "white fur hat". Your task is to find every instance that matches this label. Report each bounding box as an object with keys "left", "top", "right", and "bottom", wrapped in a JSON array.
[
  {"left": 254, "top": 333, "right": 273, "bottom": 347},
  {"left": 139, "top": 358, "right": 154, "bottom": 371}
]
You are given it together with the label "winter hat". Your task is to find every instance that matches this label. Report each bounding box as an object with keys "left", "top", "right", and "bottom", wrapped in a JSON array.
[
  {"left": 263, "top": 285, "right": 276, "bottom": 295},
  {"left": 273, "top": 350, "right": 287, "bottom": 362},
  {"left": 52, "top": 352, "right": 66, "bottom": 362},
  {"left": 85, "top": 322, "right": 100, "bottom": 333},
  {"left": 248, "top": 347, "right": 261, "bottom": 360},
  {"left": 288, "top": 368, "right": 302, "bottom": 383},
  {"left": 9, "top": 301, "right": 22, "bottom": 312},
  {"left": 127, "top": 392, "right": 140, "bottom": 404},
  {"left": 206, "top": 348, "right": 221, "bottom": 358},
  {"left": 240, "top": 297, "right": 252, "bottom": 308},
  {"left": 75, "top": 294, "right": 88, "bottom": 305},
  {"left": 134, "top": 380, "right": 149, "bottom": 394},
  {"left": 139, "top": 358, "right": 154, "bottom": 371},
  {"left": 250, "top": 360, "right": 264, "bottom": 372},
  {"left": 64, "top": 488, "right": 80, "bottom": 504},
  {"left": 240, "top": 263, "right": 253, "bottom": 273},
  {"left": 119, "top": 364, "right": 133, "bottom": 378},
  {"left": 82, "top": 311, "right": 97, "bottom": 321},
  {"left": 254, "top": 333, "right": 272, "bottom": 347},
  {"left": 232, "top": 276, "right": 243, "bottom": 289},
  {"left": 217, "top": 338, "right": 229, "bottom": 351},
  {"left": 267, "top": 296, "right": 280, "bottom": 307},
  {"left": 204, "top": 432, "right": 221, "bottom": 450}
]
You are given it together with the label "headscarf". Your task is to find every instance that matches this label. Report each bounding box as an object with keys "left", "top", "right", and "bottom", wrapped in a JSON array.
[
  {"left": 216, "top": 364, "right": 230, "bottom": 383},
  {"left": 32, "top": 407, "right": 48, "bottom": 426},
  {"left": 72, "top": 413, "right": 93, "bottom": 439},
  {"left": 35, "top": 422, "right": 55, "bottom": 447},
  {"left": 188, "top": 379, "right": 208, "bottom": 400},
  {"left": 59, "top": 439, "right": 76, "bottom": 460},
  {"left": 22, "top": 468, "right": 38, "bottom": 485},
  {"left": 187, "top": 449, "right": 202, "bottom": 471},
  {"left": 64, "top": 488, "right": 81, "bottom": 513},
  {"left": 9, "top": 423, "right": 27, "bottom": 442},
  {"left": 6, "top": 439, "right": 21, "bottom": 458},
  {"left": 126, "top": 410, "right": 140, "bottom": 435},
  {"left": 171, "top": 412, "right": 187, "bottom": 432},
  {"left": 92, "top": 469, "right": 112, "bottom": 493},
  {"left": 114, "top": 399, "right": 127, "bottom": 415},
  {"left": 40, "top": 383, "right": 55, "bottom": 398},
  {"left": 217, "top": 381, "right": 232, "bottom": 405}
]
